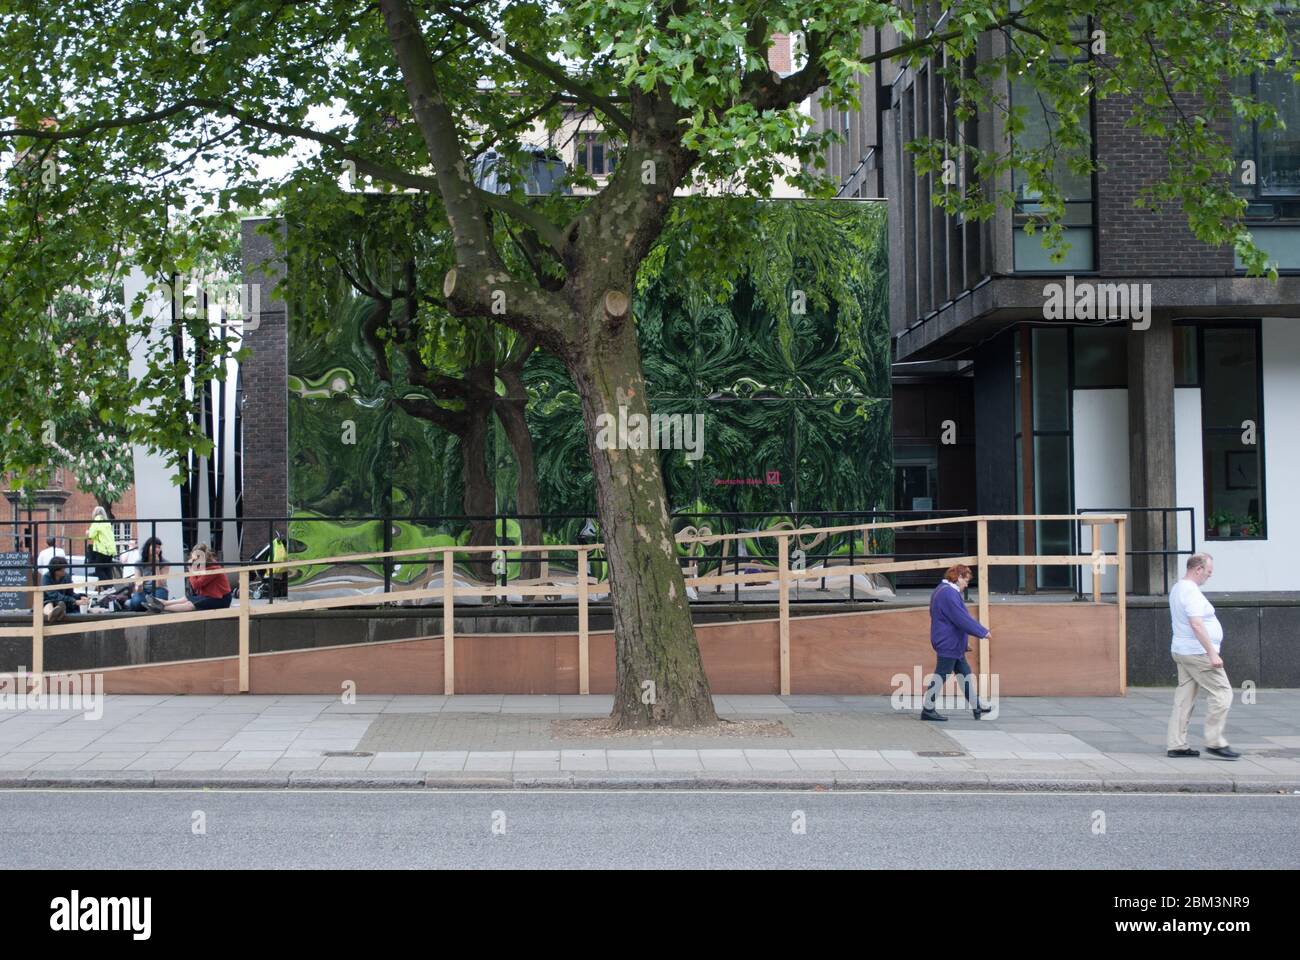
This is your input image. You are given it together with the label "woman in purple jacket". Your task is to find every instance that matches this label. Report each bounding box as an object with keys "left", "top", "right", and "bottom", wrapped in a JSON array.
[{"left": 922, "top": 564, "right": 994, "bottom": 721}]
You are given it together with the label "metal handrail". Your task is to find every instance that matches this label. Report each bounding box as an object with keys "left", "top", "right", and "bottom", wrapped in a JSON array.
[{"left": 1074, "top": 506, "right": 1195, "bottom": 597}]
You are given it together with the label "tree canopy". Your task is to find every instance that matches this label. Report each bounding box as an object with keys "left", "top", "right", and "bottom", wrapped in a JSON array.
[{"left": 2, "top": 1, "right": 1295, "bottom": 485}]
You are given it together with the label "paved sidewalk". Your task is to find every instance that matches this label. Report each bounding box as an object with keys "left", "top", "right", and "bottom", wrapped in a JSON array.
[{"left": 1, "top": 689, "right": 1299, "bottom": 791}]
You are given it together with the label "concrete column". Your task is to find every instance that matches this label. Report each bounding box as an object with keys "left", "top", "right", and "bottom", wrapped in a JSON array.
[{"left": 1127, "top": 311, "right": 1177, "bottom": 595}]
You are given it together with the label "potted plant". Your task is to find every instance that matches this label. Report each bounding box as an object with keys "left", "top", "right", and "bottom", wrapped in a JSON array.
[
  {"left": 1241, "top": 516, "right": 1261, "bottom": 538},
  {"left": 1208, "top": 510, "right": 1237, "bottom": 538}
]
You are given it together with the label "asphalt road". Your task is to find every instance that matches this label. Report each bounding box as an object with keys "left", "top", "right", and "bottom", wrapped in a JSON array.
[{"left": 5, "top": 789, "right": 1297, "bottom": 870}]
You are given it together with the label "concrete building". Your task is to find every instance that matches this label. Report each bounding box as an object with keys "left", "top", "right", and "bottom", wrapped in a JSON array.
[{"left": 809, "top": 13, "right": 1300, "bottom": 594}]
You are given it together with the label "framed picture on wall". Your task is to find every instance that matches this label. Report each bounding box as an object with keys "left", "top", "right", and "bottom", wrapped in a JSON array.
[{"left": 1225, "top": 451, "right": 1258, "bottom": 491}]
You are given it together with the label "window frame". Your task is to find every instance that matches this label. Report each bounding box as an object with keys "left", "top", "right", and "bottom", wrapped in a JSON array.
[
  {"left": 1232, "top": 66, "right": 1300, "bottom": 273},
  {"left": 1186, "top": 320, "right": 1268, "bottom": 541},
  {"left": 574, "top": 131, "right": 619, "bottom": 177},
  {"left": 1008, "top": 19, "right": 1099, "bottom": 274}
]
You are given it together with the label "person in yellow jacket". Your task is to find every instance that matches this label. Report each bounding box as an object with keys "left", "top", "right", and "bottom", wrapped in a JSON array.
[{"left": 86, "top": 506, "right": 118, "bottom": 586}]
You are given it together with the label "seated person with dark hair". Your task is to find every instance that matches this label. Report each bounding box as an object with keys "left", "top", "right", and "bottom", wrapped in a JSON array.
[
  {"left": 42, "top": 556, "right": 88, "bottom": 623},
  {"left": 146, "top": 544, "right": 232, "bottom": 612}
]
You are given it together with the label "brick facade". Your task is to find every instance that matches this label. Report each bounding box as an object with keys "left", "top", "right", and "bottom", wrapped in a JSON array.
[
  {"left": 239, "top": 218, "right": 289, "bottom": 558},
  {"left": 1093, "top": 90, "right": 1234, "bottom": 277}
]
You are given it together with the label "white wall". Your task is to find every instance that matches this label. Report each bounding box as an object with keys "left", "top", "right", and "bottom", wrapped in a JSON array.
[
  {"left": 1174, "top": 318, "right": 1300, "bottom": 591},
  {"left": 124, "top": 266, "right": 186, "bottom": 597},
  {"left": 1072, "top": 389, "right": 1130, "bottom": 594}
]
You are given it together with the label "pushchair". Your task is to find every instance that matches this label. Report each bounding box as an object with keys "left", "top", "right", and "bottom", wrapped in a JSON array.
[{"left": 248, "top": 535, "right": 289, "bottom": 599}]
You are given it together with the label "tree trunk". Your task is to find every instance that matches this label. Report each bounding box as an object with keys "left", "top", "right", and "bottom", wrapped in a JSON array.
[
  {"left": 495, "top": 375, "right": 541, "bottom": 581},
  {"left": 569, "top": 317, "right": 717, "bottom": 729},
  {"left": 459, "top": 400, "right": 497, "bottom": 581}
]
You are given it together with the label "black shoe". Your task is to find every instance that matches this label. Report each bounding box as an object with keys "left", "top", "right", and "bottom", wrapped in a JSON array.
[
  {"left": 46, "top": 602, "right": 66, "bottom": 624},
  {"left": 1167, "top": 748, "right": 1200, "bottom": 758},
  {"left": 973, "top": 703, "right": 994, "bottom": 720},
  {"left": 920, "top": 710, "right": 948, "bottom": 722},
  {"left": 1205, "top": 746, "right": 1240, "bottom": 760}
]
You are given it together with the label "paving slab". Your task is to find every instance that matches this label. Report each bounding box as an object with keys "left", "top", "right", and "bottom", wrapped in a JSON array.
[{"left": 2, "top": 690, "right": 1298, "bottom": 793}]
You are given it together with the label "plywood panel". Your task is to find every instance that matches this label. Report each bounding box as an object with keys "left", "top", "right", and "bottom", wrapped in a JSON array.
[
  {"left": 97, "top": 657, "right": 238, "bottom": 695},
  {"left": 791, "top": 609, "right": 936, "bottom": 694},
  {"left": 789, "top": 605, "right": 1117, "bottom": 696},
  {"left": 987, "top": 604, "right": 1121, "bottom": 696},
  {"left": 453, "top": 633, "right": 563, "bottom": 694},
  {"left": 251, "top": 637, "right": 442, "bottom": 695},
  {"left": 587, "top": 632, "right": 616, "bottom": 694},
  {"left": 698, "top": 620, "right": 781, "bottom": 693},
  {"left": 35, "top": 603, "right": 1121, "bottom": 697}
]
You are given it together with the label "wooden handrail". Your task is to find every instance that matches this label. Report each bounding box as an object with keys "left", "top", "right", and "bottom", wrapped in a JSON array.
[{"left": 6, "top": 514, "right": 1128, "bottom": 700}]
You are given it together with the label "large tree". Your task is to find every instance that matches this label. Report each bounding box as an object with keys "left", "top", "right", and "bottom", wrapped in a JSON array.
[{"left": 1, "top": 1, "right": 1292, "bottom": 726}]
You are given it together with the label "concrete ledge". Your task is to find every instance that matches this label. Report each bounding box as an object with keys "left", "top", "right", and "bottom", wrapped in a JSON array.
[{"left": 3, "top": 769, "right": 1298, "bottom": 793}]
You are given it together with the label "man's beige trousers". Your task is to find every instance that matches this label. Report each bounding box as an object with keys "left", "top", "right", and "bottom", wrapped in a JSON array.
[{"left": 1167, "top": 653, "right": 1233, "bottom": 750}]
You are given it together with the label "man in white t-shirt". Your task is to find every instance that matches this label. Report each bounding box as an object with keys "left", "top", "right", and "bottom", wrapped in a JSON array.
[
  {"left": 1166, "top": 553, "right": 1238, "bottom": 760},
  {"left": 36, "top": 537, "right": 66, "bottom": 573}
]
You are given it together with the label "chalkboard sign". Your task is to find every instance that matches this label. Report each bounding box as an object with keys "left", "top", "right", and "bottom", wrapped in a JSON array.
[{"left": 0, "top": 551, "right": 30, "bottom": 611}]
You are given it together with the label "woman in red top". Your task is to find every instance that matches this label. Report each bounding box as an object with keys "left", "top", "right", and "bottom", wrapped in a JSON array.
[{"left": 147, "top": 544, "right": 232, "bottom": 612}]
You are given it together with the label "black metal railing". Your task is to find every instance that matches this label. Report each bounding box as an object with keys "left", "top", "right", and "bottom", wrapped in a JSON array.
[
  {"left": 2, "top": 508, "right": 969, "bottom": 612},
  {"left": 1074, "top": 506, "right": 1195, "bottom": 597}
]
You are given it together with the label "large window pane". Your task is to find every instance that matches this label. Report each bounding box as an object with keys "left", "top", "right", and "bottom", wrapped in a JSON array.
[
  {"left": 1073, "top": 325, "right": 1128, "bottom": 387},
  {"left": 1014, "top": 227, "right": 1094, "bottom": 271},
  {"left": 1032, "top": 328, "right": 1069, "bottom": 431},
  {"left": 1204, "top": 433, "right": 1264, "bottom": 539},
  {"left": 1234, "top": 226, "right": 1300, "bottom": 270},
  {"left": 1256, "top": 71, "right": 1300, "bottom": 196},
  {"left": 1033, "top": 435, "right": 1073, "bottom": 588},
  {"left": 1010, "top": 78, "right": 1093, "bottom": 202},
  {"left": 1202, "top": 327, "right": 1258, "bottom": 428},
  {"left": 1200, "top": 325, "right": 1265, "bottom": 540},
  {"left": 1173, "top": 324, "right": 1198, "bottom": 386}
]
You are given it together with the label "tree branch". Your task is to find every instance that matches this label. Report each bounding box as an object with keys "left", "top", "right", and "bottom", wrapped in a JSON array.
[{"left": 434, "top": 2, "right": 634, "bottom": 133}]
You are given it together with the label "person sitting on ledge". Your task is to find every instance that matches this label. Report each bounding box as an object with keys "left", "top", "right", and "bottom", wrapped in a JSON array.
[
  {"left": 41, "top": 555, "right": 88, "bottom": 623},
  {"left": 125, "top": 537, "right": 169, "bottom": 612},
  {"left": 146, "top": 544, "right": 232, "bottom": 612}
]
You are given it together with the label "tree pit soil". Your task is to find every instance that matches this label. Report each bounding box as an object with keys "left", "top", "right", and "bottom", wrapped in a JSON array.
[{"left": 552, "top": 717, "right": 791, "bottom": 740}]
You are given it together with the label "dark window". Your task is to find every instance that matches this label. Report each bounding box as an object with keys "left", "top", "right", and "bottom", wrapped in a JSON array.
[
  {"left": 1009, "top": 26, "right": 1096, "bottom": 272},
  {"left": 1232, "top": 70, "right": 1300, "bottom": 269},
  {"left": 1199, "top": 324, "right": 1265, "bottom": 540},
  {"left": 1173, "top": 324, "right": 1198, "bottom": 387},
  {"left": 575, "top": 132, "right": 618, "bottom": 176},
  {"left": 893, "top": 443, "right": 938, "bottom": 512},
  {"left": 1015, "top": 327, "right": 1074, "bottom": 589},
  {"left": 1071, "top": 325, "right": 1127, "bottom": 388},
  {"left": 1032, "top": 327, "right": 1070, "bottom": 431}
]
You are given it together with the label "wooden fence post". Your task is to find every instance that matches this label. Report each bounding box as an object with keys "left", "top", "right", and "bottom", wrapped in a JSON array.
[
  {"left": 443, "top": 549, "right": 455, "bottom": 696},
  {"left": 977, "top": 519, "right": 990, "bottom": 704},
  {"left": 778, "top": 534, "right": 790, "bottom": 696},
  {"left": 238, "top": 570, "right": 250, "bottom": 693},
  {"left": 578, "top": 549, "right": 589, "bottom": 695},
  {"left": 30, "top": 590, "right": 43, "bottom": 695},
  {"left": 1116, "top": 517, "right": 1127, "bottom": 695}
]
